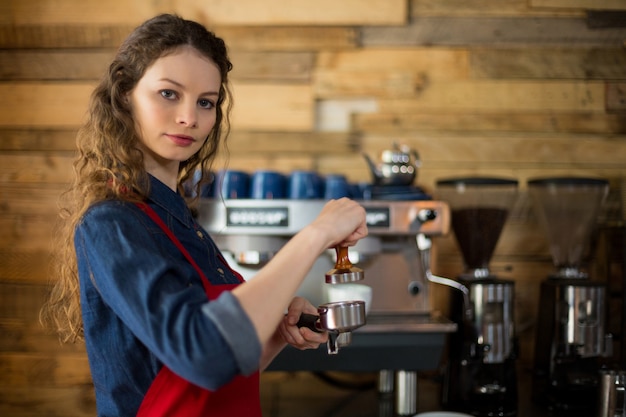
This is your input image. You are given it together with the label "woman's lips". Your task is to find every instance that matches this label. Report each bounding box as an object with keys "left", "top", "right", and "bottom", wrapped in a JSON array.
[{"left": 166, "top": 134, "right": 195, "bottom": 147}]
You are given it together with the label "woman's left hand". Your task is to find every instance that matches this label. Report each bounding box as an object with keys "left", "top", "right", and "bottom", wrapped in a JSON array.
[{"left": 278, "top": 296, "right": 328, "bottom": 350}]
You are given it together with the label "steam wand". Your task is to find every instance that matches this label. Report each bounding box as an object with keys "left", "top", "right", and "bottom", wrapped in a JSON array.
[{"left": 416, "top": 233, "right": 473, "bottom": 322}]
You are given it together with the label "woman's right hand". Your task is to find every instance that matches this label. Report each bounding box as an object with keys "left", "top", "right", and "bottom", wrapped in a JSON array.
[{"left": 309, "top": 198, "right": 368, "bottom": 248}]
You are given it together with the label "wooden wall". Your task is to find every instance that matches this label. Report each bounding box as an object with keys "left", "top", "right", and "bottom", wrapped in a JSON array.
[{"left": 2, "top": 0, "right": 626, "bottom": 415}]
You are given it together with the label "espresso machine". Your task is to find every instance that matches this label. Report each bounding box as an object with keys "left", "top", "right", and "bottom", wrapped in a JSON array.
[
  {"left": 196, "top": 184, "right": 458, "bottom": 416},
  {"left": 529, "top": 177, "right": 612, "bottom": 414},
  {"left": 435, "top": 177, "right": 520, "bottom": 417}
]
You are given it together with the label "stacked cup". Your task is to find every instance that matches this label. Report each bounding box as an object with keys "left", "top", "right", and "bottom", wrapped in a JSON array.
[
  {"left": 250, "top": 170, "right": 287, "bottom": 199},
  {"left": 213, "top": 170, "right": 250, "bottom": 199},
  {"left": 288, "top": 171, "right": 324, "bottom": 199}
]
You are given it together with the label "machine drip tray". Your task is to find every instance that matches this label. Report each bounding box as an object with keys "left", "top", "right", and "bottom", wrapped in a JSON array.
[
  {"left": 360, "top": 313, "right": 456, "bottom": 333},
  {"left": 267, "top": 314, "right": 456, "bottom": 373}
]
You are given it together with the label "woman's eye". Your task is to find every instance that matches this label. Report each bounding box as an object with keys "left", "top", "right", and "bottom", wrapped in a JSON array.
[
  {"left": 160, "top": 90, "right": 177, "bottom": 100},
  {"left": 198, "top": 99, "right": 214, "bottom": 109}
]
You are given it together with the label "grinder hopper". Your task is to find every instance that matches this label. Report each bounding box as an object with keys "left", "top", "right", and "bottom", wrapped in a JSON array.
[
  {"left": 436, "top": 177, "right": 519, "bottom": 279},
  {"left": 527, "top": 177, "right": 609, "bottom": 278}
]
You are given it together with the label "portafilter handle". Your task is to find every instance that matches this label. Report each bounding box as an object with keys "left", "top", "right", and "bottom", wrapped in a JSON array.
[{"left": 296, "top": 313, "right": 352, "bottom": 355}]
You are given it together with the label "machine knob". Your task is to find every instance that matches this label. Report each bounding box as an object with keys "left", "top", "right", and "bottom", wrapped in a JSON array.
[
  {"left": 407, "top": 281, "right": 421, "bottom": 296},
  {"left": 417, "top": 209, "right": 437, "bottom": 222}
]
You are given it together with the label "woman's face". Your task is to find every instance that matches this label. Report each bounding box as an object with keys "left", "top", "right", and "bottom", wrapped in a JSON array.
[{"left": 129, "top": 46, "right": 222, "bottom": 176}]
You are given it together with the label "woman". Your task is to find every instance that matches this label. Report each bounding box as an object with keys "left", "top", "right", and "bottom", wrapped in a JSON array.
[{"left": 41, "top": 14, "right": 367, "bottom": 417}]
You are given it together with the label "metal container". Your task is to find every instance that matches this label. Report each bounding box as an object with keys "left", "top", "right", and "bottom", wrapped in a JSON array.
[{"left": 318, "top": 301, "right": 366, "bottom": 332}]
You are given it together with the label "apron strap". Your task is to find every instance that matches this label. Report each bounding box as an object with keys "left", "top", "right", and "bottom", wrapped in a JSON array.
[{"left": 135, "top": 202, "right": 213, "bottom": 295}]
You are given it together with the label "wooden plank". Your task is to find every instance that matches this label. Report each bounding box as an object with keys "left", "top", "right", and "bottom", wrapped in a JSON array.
[
  {"left": 0, "top": 50, "right": 314, "bottom": 82},
  {"left": 316, "top": 48, "right": 468, "bottom": 75},
  {"left": 0, "top": 82, "right": 93, "bottom": 128},
  {"left": 354, "top": 111, "right": 626, "bottom": 134},
  {"left": 607, "top": 82, "right": 626, "bottom": 113},
  {"left": 530, "top": 0, "right": 626, "bottom": 11},
  {"left": 315, "top": 50, "right": 469, "bottom": 92},
  {"left": 0, "top": 129, "right": 77, "bottom": 151},
  {"left": 230, "top": 83, "right": 314, "bottom": 131},
  {"left": 361, "top": 17, "right": 626, "bottom": 46},
  {"left": 470, "top": 47, "right": 626, "bottom": 80},
  {"left": 3, "top": 0, "right": 406, "bottom": 26},
  {"left": 587, "top": 11, "right": 626, "bottom": 29},
  {"left": 1, "top": 0, "right": 170, "bottom": 25},
  {"left": 315, "top": 70, "right": 429, "bottom": 98},
  {"left": 0, "top": 385, "right": 95, "bottom": 417},
  {"left": 0, "top": 154, "right": 74, "bottom": 184},
  {"left": 178, "top": 0, "right": 407, "bottom": 26},
  {"left": 0, "top": 249, "right": 54, "bottom": 284},
  {"left": 371, "top": 81, "right": 606, "bottom": 111},
  {"left": 0, "top": 24, "right": 134, "bottom": 48},
  {"left": 0, "top": 214, "right": 56, "bottom": 251},
  {"left": 230, "top": 52, "right": 315, "bottom": 82},
  {"left": 0, "top": 50, "right": 113, "bottom": 81},
  {"left": 0, "top": 282, "right": 47, "bottom": 320},
  {"left": 211, "top": 155, "right": 321, "bottom": 176},
  {"left": 410, "top": 0, "right": 584, "bottom": 17},
  {"left": 226, "top": 131, "right": 358, "bottom": 154},
  {"left": 0, "top": 184, "right": 66, "bottom": 215},
  {"left": 361, "top": 132, "right": 626, "bottom": 165},
  {"left": 0, "top": 352, "right": 91, "bottom": 386},
  {"left": 313, "top": 49, "right": 475, "bottom": 98},
  {"left": 0, "top": 25, "right": 358, "bottom": 50},
  {"left": 218, "top": 26, "right": 358, "bottom": 51},
  {"left": 0, "top": 82, "right": 314, "bottom": 131},
  {"left": 0, "top": 319, "right": 85, "bottom": 353}
]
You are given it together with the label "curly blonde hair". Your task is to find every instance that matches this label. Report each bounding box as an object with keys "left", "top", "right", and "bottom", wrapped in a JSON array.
[{"left": 40, "top": 14, "right": 233, "bottom": 343}]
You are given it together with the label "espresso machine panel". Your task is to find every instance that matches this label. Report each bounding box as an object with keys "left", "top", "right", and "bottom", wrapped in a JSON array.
[{"left": 198, "top": 199, "right": 451, "bottom": 314}]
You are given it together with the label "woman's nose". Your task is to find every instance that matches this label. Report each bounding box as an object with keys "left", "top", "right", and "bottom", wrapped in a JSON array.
[{"left": 176, "top": 103, "right": 198, "bottom": 127}]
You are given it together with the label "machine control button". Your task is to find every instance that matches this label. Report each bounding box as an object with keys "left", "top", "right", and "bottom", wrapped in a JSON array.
[{"left": 408, "top": 281, "right": 421, "bottom": 296}]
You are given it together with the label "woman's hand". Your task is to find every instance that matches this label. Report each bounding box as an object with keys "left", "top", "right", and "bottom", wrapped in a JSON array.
[
  {"left": 310, "top": 198, "right": 368, "bottom": 248},
  {"left": 278, "top": 297, "right": 328, "bottom": 350}
]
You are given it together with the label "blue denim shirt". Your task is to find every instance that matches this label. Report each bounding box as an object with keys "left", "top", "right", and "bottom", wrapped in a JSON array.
[{"left": 76, "top": 175, "right": 261, "bottom": 417}]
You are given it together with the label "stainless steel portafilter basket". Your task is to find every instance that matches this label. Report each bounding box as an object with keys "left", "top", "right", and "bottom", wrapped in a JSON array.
[{"left": 297, "top": 300, "right": 366, "bottom": 354}]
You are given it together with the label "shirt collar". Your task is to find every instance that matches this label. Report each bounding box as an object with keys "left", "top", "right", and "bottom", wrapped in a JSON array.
[{"left": 147, "top": 174, "right": 194, "bottom": 228}]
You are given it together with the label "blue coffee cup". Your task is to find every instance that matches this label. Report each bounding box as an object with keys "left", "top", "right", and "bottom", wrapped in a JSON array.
[
  {"left": 250, "top": 170, "right": 287, "bottom": 199},
  {"left": 324, "top": 174, "right": 351, "bottom": 199},
  {"left": 288, "top": 170, "right": 324, "bottom": 199},
  {"left": 214, "top": 170, "right": 250, "bottom": 199}
]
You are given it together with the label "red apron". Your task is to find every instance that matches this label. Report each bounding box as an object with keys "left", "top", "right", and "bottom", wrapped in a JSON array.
[{"left": 135, "top": 203, "right": 262, "bottom": 417}]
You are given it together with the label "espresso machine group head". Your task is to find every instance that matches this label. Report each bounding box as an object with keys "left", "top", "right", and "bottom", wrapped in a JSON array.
[
  {"left": 529, "top": 177, "right": 612, "bottom": 414},
  {"left": 436, "top": 177, "right": 520, "bottom": 417}
]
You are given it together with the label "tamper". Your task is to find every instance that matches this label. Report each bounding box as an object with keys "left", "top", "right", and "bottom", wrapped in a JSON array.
[{"left": 325, "top": 246, "right": 364, "bottom": 284}]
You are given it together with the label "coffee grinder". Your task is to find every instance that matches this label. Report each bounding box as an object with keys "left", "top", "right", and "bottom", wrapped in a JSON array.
[
  {"left": 436, "top": 177, "right": 519, "bottom": 417},
  {"left": 529, "top": 177, "right": 611, "bottom": 414}
]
